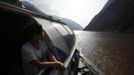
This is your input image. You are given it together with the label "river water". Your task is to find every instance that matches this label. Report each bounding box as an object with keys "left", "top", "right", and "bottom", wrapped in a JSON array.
[{"left": 75, "top": 31, "right": 134, "bottom": 75}]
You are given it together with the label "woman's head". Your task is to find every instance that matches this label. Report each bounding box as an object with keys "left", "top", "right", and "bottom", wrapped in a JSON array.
[{"left": 26, "top": 22, "right": 44, "bottom": 41}]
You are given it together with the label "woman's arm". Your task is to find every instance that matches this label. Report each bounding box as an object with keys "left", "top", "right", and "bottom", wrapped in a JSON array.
[
  {"left": 30, "top": 59, "right": 59, "bottom": 69},
  {"left": 43, "top": 31, "right": 60, "bottom": 61},
  {"left": 46, "top": 49, "right": 58, "bottom": 62},
  {"left": 30, "top": 59, "right": 65, "bottom": 73},
  {"left": 46, "top": 50, "right": 65, "bottom": 72}
]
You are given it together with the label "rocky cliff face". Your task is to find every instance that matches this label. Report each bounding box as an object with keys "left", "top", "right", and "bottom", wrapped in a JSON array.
[{"left": 84, "top": 0, "right": 134, "bottom": 33}]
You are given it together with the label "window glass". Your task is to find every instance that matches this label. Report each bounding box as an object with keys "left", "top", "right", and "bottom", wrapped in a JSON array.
[
  {"left": 53, "top": 23, "right": 75, "bottom": 52},
  {"left": 33, "top": 17, "right": 69, "bottom": 62}
]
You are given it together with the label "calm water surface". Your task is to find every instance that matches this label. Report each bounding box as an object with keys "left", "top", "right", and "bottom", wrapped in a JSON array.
[{"left": 75, "top": 31, "right": 134, "bottom": 75}]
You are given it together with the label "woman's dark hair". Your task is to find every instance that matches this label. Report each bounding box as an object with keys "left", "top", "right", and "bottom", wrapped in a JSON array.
[
  {"left": 24, "top": 22, "right": 43, "bottom": 41},
  {"left": 31, "top": 22, "right": 43, "bottom": 35}
]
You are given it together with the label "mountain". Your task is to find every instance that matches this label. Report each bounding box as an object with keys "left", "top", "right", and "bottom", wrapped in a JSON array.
[
  {"left": 21, "top": 1, "right": 47, "bottom": 15},
  {"left": 0, "top": 0, "right": 21, "bottom": 6},
  {"left": 59, "top": 18, "right": 83, "bottom": 30},
  {"left": 53, "top": 16, "right": 83, "bottom": 30},
  {"left": 84, "top": 0, "right": 134, "bottom": 33}
]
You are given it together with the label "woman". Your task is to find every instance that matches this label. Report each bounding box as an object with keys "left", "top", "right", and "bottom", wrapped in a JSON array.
[{"left": 21, "top": 22, "right": 65, "bottom": 75}]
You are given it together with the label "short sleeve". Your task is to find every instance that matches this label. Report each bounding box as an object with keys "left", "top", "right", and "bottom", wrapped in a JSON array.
[{"left": 21, "top": 46, "right": 38, "bottom": 63}]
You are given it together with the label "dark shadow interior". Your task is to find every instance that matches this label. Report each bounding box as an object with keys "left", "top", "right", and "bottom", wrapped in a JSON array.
[{"left": 0, "top": 9, "right": 36, "bottom": 75}]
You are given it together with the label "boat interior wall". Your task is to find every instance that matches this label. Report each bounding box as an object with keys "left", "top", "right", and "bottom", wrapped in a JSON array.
[{"left": 0, "top": 10, "right": 36, "bottom": 75}]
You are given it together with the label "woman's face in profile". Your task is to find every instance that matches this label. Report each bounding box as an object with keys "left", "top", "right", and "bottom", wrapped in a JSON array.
[{"left": 35, "top": 30, "right": 44, "bottom": 40}]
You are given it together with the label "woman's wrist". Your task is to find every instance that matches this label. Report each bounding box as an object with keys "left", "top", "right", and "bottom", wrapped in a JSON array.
[{"left": 52, "top": 62, "right": 59, "bottom": 66}]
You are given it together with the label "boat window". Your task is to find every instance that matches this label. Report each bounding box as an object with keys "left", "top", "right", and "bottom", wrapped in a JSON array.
[
  {"left": 63, "top": 25, "right": 76, "bottom": 49},
  {"left": 33, "top": 17, "right": 69, "bottom": 62},
  {"left": 52, "top": 23, "right": 75, "bottom": 51}
]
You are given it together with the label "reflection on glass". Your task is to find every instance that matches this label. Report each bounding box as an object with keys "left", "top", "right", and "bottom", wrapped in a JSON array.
[{"left": 53, "top": 23, "right": 74, "bottom": 50}]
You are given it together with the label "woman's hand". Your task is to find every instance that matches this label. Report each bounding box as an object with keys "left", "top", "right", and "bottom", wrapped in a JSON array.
[{"left": 56, "top": 61, "right": 65, "bottom": 73}]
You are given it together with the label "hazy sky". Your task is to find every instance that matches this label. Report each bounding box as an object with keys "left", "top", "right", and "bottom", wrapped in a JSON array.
[{"left": 21, "top": 0, "right": 108, "bottom": 28}]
